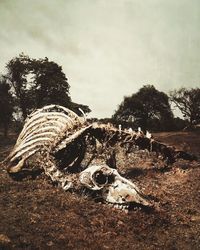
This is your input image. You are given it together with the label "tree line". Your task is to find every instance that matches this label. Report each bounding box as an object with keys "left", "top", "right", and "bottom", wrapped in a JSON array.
[
  {"left": 113, "top": 85, "right": 200, "bottom": 132},
  {"left": 0, "top": 53, "right": 200, "bottom": 136}
]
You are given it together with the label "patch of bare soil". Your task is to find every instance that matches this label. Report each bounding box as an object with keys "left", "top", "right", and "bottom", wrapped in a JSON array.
[{"left": 0, "top": 131, "right": 200, "bottom": 249}]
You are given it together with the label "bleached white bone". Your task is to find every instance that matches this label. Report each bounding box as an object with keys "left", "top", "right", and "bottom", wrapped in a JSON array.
[
  {"left": 18, "top": 121, "right": 62, "bottom": 144},
  {"left": 10, "top": 147, "right": 40, "bottom": 163},
  {"left": 20, "top": 108, "right": 78, "bottom": 133},
  {"left": 54, "top": 125, "right": 92, "bottom": 151},
  {"left": 78, "top": 108, "right": 86, "bottom": 122},
  {"left": 15, "top": 136, "right": 54, "bottom": 153},
  {"left": 8, "top": 104, "right": 87, "bottom": 167},
  {"left": 19, "top": 126, "right": 62, "bottom": 142},
  {"left": 146, "top": 131, "right": 152, "bottom": 139},
  {"left": 17, "top": 120, "right": 68, "bottom": 143},
  {"left": 30, "top": 105, "right": 80, "bottom": 120},
  {"left": 10, "top": 137, "right": 52, "bottom": 161},
  {"left": 18, "top": 112, "right": 75, "bottom": 141},
  {"left": 21, "top": 131, "right": 57, "bottom": 144}
]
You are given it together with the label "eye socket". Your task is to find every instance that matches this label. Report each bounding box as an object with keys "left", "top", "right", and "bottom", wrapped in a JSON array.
[{"left": 93, "top": 171, "right": 108, "bottom": 186}]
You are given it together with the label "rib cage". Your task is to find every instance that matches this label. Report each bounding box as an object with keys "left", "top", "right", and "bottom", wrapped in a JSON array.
[{"left": 7, "top": 105, "right": 85, "bottom": 168}]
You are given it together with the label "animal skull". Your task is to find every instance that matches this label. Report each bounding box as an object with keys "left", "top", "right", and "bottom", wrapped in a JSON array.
[{"left": 79, "top": 165, "right": 150, "bottom": 209}]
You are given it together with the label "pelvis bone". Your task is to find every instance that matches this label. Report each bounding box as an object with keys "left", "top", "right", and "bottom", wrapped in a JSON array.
[{"left": 79, "top": 165, "right": 150, "bottom": 209}]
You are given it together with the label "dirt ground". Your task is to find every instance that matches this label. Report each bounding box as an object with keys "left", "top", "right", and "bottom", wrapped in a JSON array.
[{"left": 0, "top": 131, "right": 200, "bottom": 249}]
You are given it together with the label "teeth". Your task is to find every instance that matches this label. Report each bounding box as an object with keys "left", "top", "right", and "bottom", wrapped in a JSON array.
[
  {"left": 107, "top": 202, "right": 129, "bottom": 212},
  {"left": 122, "top": 207, "right": 129, "bottom": 213}
]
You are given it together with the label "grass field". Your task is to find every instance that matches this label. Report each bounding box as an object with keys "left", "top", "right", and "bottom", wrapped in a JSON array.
[{"left": 0, "top": 131, "right": 200, "bottom": 249}]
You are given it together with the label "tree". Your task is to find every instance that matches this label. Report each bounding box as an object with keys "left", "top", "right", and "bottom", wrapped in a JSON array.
[
  {"left": 30, "top": 57, "right": 71, "bottom": 108},
  {"left": 0, "top": 76, "right": 14, "bottom": 137},
  {"left": 5, "top": 53, "right": 90, "bottom": 120},
  {"left": 6, "top": 54, "right": 31, "bottom": 120},
  {"left": 170, "top": 87, "right": 200, "bottom": 125},
  {"left": 113, "top": 85, "right": 174, "bottom": 131}
]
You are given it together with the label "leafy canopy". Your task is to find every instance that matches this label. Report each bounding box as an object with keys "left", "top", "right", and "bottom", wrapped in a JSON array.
[
  {"left": 5, "top": 53, "right": 90, "bottom": 120},
  {"left": 113, "top": 85, "right": 173, "bottom": 131}
]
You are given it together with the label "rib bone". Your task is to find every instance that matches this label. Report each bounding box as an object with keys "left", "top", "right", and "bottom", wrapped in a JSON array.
[{"left": 6, "top": 105, "right": 86, "bottom": 175}]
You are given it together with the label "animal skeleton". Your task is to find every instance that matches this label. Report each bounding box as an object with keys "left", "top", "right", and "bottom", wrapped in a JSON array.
[{"left": 5, "top": 105, "right": 195, "bottom": 210}]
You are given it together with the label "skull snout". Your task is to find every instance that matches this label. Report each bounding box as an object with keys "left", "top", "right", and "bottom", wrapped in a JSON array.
[{"left": 105, "top": 179, "right": 150, "bottom": 207}]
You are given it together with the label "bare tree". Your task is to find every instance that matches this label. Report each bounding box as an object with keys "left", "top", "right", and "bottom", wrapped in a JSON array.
[{"left": 170, "top": 87, "right": 200, "bottom": 125}]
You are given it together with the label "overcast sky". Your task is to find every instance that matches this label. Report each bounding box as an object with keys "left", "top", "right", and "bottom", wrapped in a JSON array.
[{"left": 0, "top": 0, "right": 200, "bottom": 118}]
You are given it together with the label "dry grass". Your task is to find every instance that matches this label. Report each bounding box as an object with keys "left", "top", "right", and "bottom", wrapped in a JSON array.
[{"left": 0, "top": 131, "right": 200, "bottom": 249}]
